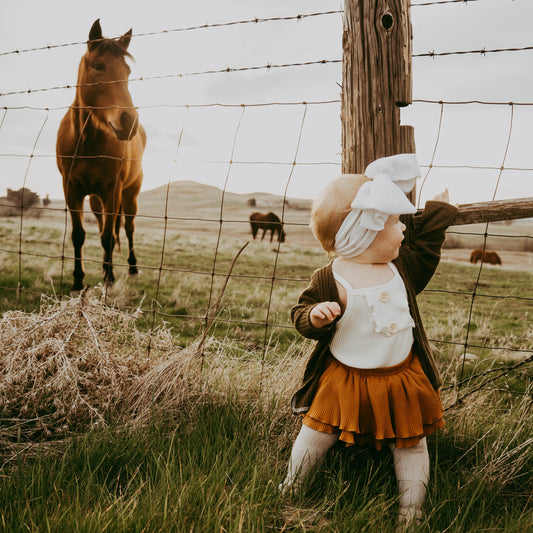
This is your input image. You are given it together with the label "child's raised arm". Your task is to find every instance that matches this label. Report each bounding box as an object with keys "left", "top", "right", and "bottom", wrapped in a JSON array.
[{"left": 398, "top": 190, "right": 458, "bottom": 293}]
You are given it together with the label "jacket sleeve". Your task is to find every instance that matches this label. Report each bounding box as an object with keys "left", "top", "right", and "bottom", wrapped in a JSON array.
[
  {"left": 399, "top": 201, "right": 458, "bottom": 294},
  {"left": 291, "top": 269, "right": 337, "bottom": 341}
]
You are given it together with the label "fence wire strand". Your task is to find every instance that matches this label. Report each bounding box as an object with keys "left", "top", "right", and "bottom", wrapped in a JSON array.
[
  {"left": 16, "top": 109, "right": 49, "bottom": 306},
  {"left": 457, "top": 104, "right": 515, "bottom": 389},
  {"left": 0, "top": 8, "right": 531, "bottom": 407},
  {"left": 0, "top": 11, "right": 343, "bottom": 58},
  {"left": 416, "top": 101, "right": 444, "bottom": 209}
]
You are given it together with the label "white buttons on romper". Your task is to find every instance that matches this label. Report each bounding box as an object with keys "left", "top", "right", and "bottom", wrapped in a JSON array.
[
  {"left": 388, "top": 323, "right": 398, "bottom": 334},
  {"left": 380, "top": 291, "right": 390, "bottom": 303}
]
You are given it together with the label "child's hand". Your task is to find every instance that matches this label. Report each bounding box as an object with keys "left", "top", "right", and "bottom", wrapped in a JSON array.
[
  {"left": 432, "top": 188, "right": 450, "bottom": 203},
  {"left": 310, "top": 301, "right": 341, "bottom": 328}
]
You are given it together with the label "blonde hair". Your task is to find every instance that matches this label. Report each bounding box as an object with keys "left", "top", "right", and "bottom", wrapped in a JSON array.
[{"left": 310, "top": 174, "right": 370, "bottom": 253}]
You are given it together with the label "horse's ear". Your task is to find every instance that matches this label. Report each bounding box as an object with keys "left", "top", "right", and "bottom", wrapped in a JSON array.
[
  {"left": 88, "top": 19, "right": 102, "bottom": 50},
  {"left": 118, "top": 28, "right": 132, "bottom": 51}
]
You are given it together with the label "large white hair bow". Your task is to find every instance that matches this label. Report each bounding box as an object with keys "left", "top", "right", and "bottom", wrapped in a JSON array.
[{"left": 334, "top": 154, "right": 419, "bottom": 258}]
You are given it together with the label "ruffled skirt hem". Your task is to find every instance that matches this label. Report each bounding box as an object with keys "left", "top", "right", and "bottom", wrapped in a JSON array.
[{"left": 302, "top": 351, "right": 444, "bottom": 450}]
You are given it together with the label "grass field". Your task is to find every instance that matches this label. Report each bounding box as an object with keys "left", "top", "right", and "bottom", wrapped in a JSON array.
[{"left": 0, "top": 182, "right": 532, "bottom": 531}]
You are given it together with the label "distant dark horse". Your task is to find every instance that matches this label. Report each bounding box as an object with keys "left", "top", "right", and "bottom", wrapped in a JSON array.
[
  {"left": 249, "top": 212, "right": 286, "bottom": 243},
  {"left": 470, "top": 249, "right": 502, "bottom": 265},
  {"left": 56, "top": 19, "right": 146, "bottom": 292}
]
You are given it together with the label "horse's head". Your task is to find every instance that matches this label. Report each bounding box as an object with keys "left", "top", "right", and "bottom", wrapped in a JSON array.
[{"left": 77, "top": 19, "right": 139, "bottom": 141}]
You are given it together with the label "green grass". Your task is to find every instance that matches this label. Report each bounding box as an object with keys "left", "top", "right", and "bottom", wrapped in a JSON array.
[
  {"left": 1, "top": 389, "right": 532, "bottom": 532},
  {"left": 0, "top": 213, "right": 531, "bottom": 352},
  {"left": 0, "top": 204, "right": 532, "bottom": 532},
  {"left": 0, "top": 213, "right": 324, "bottom": 351}
]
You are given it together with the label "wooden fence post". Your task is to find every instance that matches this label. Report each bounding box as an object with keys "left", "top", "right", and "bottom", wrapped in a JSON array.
[
  {"left": 342, "top": 0, "right": 414, "bottom": 175},
  {"left": 341, "top": 0, "right": 533, "bottom": 226}
]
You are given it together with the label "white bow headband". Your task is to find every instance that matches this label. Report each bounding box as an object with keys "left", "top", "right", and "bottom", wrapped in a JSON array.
[{"left": 334, "top": 154, "right": 419, "bottom": 258}]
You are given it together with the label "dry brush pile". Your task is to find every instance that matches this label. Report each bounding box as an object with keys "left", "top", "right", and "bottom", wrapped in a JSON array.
[
  {"left": 0, "top": 282, "right": 304, "bottom": 449},
  {"left": 0, "top": 288, "right": 156, "bottom": 440}
]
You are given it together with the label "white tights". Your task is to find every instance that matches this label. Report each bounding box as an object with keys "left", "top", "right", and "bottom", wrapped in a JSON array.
[
  {"left": 280, "top": 425, "right": 429, "bottom": 524},
  {"left": 279, "top": 424, "right": 338, "bottom": 493},
  {"left": 391, "top": 437, "right": 429, "bottom": 524}
]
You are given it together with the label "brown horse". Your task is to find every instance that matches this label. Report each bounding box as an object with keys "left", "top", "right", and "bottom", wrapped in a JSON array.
[
  {"left": 56, "top": 19, "right": 146, "bottom": 292},
  {"left": 470, "top": 249, "right": 502, "bottom": 265},
  {"left": 249, "top": 212, "right": 286, "bottom": 243}
]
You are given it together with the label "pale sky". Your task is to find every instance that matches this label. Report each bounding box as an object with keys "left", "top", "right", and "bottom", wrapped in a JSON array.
[{"left": 1, "top": 0, "right": 532, "bottom": 205}]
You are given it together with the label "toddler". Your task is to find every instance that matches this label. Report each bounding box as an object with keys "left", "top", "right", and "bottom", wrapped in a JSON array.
[{"left": 280, "top": 154, "right": 458, "bottom": 525}]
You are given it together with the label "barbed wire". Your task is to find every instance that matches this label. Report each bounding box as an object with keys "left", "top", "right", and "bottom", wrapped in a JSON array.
[
  {"left": 4, "top": 40, "right": 533, "bottom": 98},
  {"left": 5, "top": 39, "right": 533, "bottom": 98},
  {"left": 0, "top": 11, "right": 344, "bottom": 57},
  {"left": 414, "top": 44, "right": 533, "bottom": 58},
  {"left": 413, "top": 99, "right": 533, "bottom": 105},
  {"left": 0, "top": 3, "right": 501, "bottom": 59},
  {"left": 0, "top": 8, "right": 531, "bottom": 405},
  {"left": 411, "top": 0, "right": 483, "bottom": 6},
  {"left": 0, "top": 59, "right": 342, "bottom": 98}
]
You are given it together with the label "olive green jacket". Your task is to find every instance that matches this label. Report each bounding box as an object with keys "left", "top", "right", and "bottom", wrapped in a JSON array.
[{"left": 290, "top": 201, "right": 458, "bottom": 415}]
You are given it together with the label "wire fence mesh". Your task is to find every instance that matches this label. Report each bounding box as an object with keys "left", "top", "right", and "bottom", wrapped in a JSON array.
[{"left": 0, "top": 4, "right": 531, "bottom": 410}]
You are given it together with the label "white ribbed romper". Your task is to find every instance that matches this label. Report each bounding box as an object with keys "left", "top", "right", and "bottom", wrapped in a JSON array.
[{"left": 330, "top": 262, "right": 415, "bottom": 369}]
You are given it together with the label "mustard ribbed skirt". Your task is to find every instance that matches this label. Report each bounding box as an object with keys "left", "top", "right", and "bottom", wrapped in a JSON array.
[{"left": 302, "top": 351, "right": 444, "bottom": 449}]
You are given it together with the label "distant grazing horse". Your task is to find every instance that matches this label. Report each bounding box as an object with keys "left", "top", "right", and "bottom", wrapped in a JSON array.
[
  {"left": 56, "top": 19, "right": 146, "bottom": 292},
  {"left": 249, "top": 212, "right": 286, "bottom": 243},
  {"left": 470, "top": 249, "right": 502, "bottom": 265}
]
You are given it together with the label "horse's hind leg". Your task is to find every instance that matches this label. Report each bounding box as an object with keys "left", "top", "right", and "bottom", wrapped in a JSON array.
[
  {"left": 122, "top": 187, "right": 140, "bottom": 276},
  {"left": 90, "top": 195, "right": 120, "bottom": 251},
  {"left": 89, "top": 195, "right": 103, "bottom": 233}
]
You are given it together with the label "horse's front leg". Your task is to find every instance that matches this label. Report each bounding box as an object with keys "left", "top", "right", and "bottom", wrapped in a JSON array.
[
  {"left": 122, "top": 187, "right": 140, "bottom": 276},
  {"left": 100, "top": 203, "right": 117, "bottom": 287},
  {"left": 68, "top": 199, "right": 86, "bottom": 293}
]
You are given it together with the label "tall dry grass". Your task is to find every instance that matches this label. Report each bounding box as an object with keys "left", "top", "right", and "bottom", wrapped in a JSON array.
[
  {"left": 0, "top": 288, "right": 531, "bottom": 531},
  {"left": 0, "top": 241, "right": 308, "bottom": 445}
]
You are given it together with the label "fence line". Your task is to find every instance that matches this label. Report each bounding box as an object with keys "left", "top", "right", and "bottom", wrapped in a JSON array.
[
  {"left": 4, "top": 155, "right": 533, "bottom": 173},
  {"left": 260, "top": 103, "right": 308, "bottom": 375},
  {"left": 15, "top": 110, "right": 49, "bottom": 306},
  {"left": 204, "top": 106, "right": 247, "bottom": 350},
  {"left": 416, "top": 102, "right": 444, "bottom": 208},
  {"left": 0, "top": 11, "right": 343, "bottom": 58},
  {"left": 0, "top": 9, "right": 531, "bottom": 406},
  {"left": 412, "top": 0, "right": 484, "bottom": 6},
  {"left": 0, "top": 59, "right": 343, "bottom": 98},
  {"left": 4, "top": 39, "right": 533, "bottom": 98},
  {"left": 1, "top": 2, "right": 508, "bottom": 59},
  {"left": 414, "top": 44, "right": 533, "bottom": 58},
  {"left": 147, "top": 108, "right": 190, "bottom": 354},
  {"left": 6, "top": 98, "right": 533, "bottom": 111},
  {"left": 458, "top": 103, "right": 514, "bottom": 385}
]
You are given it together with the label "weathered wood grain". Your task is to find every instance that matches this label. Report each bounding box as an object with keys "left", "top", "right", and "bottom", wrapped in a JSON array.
[
  {"left": 446, "top": 197, "right": 533, "bottom": 225},
  {"left": 342, "top": 0, "right": 414, "bottom": 175}
]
